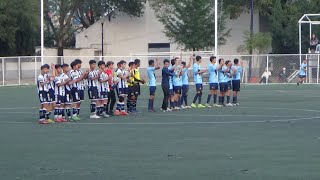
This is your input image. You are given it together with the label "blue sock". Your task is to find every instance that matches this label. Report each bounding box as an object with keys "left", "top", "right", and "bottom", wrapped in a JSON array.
[
  {"left": 207, "top": 95, "right": 212, "bottom": 104},
  {"left": 219, "top": 96, "right": 222, "bottom": 105},
  {"left": 54, "top": 108, "right": 59, "bottom": 116},
  {"left": 227, "top": 96, "right": 230, "bottom": 104},
  {"left": 121, "top": 104, "right": 125, "bottom": 111},
  {"left": 90, "top": 103, "right": 96, "bottom": 113},
  {"left": 66, "top": 108, "right": 71, "bottom": 118},
  {"left": 72, "top": 108, "right": 78, "bottom": 116},
  {"left": 170, "top": 101, "right": 174, "bottom": 108},
  {"left": 233, "top": 96, "right": 237, "bottom": 103},
  {"left": 77, "top": 108, "right": 80, "bottom": 115},
  {"left": 39, "top": 109, "right": 44, "bottom": 120},
  {"left": 184, "top": 95, "right": 188, "bottom": 106},
  {"left": 193, "top": 94, "right": 198, "bottom": 104},
  {"left": 61, "top": 109, "right": 65, "bottom": 117},
  {"left": 198, "top": 93, "right": 202, "bottom": 104},
  {"left": 148, "top": 99, "right": 152, "bottom": 110},
  {"left": 116, "top": 103, "right": 121, "bottom": 111},
  {"left": 213, "top": 94, "right": 217, "bottom": 104}
]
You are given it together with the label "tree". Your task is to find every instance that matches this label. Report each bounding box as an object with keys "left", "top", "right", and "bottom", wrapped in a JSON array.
[
  {"left": 0, "top": 0, "right": 39, "bottom": 56},
  {"left": 150, "top": 0, "right": 230, "bottom": 51},
  {"left": 237, "top": 31, "right": 272, "bottom": 54}
]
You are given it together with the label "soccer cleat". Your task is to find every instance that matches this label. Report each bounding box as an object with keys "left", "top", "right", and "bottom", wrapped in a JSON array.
[
  {"left": 166, "top": 108, "right": 172, "bottom": 112},
  {"left": 205, "top": 103, "right": 212, "bottom": 108},
  {"left": 185, "top": 106, "right": 192, "bottom": 109},
  {"left": 191, "top": 103, "right": 197, "bottom": 108},
  {"left": 71, "top": 116, "right": 81, "bottom": 121},
  {"left": 197, "top": 104, "right": 206, "bottom": 108},
  {"left": 47, "top": 119, "right": 55, "bottom": 123},
  {"left": 233, "top": 103, "right": 240, "bottom": 106},
  {"left": 225, "top": 103, "right": 234, "bottom": 107},
  {"left": 39, "top": 120, "right": 50, "bottom": 124},
  {"left": 215, "top": 104, "right": 223, "bottom": 107},
  {"left": 174, "top": 107, "right": 181, "bottom": 111},
  {"left": 120, "top": 111, "right": 128, "bottom": 116},
  {"left": 101, "top": 112, "right": 110, "bottom": 118},
  {"left": 108, "top": 111, "right": 115, "bottom": 116},
  {"left": 114, "top": 110, "right": 121, "bottom": 116},
  {"left": 181, "top": 105, "right": 187, "bottom": 109},
  {"left": 90, "top": 114, "right": 101, "bottom": 119},
  {"left": 54, "top": 118, "right": 63, "bottom": 123},
  {"left": 59, "top": 118, "right": 68, "bottom": 122}
]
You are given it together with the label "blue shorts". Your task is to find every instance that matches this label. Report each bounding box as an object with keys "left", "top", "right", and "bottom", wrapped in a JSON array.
[
  {"left": 65, "top": 90, "right": 72, "bottom": 105},
  {"left": 71, "top": 88, "right": 80, "bottom": 103},
  {"left": 299, "top": 75, "right": 306, "bottom": 78},
  {"left": 227, "top": 81, "right": 232, "bottom": 90},
  {"left": 88, "top": 87, "right": 99, "bottom": 100},
  {"left": 169, "top": 88, "right": 174, "bottom": 96},
  {"left": 56, "top": 95, "right": 65, "bottom": 105},
  {"left": 47, "top": 89, "right": 55, "bottom": 102},
  {"left": 79, "top": 89, "right": 85, "bottom": 101},
  {"left": 232, "top": 80, "right": 241, "bottom": 91},
  {"left": 99, "top": 91, "right": 108, "bottom": 99},
  {"left": 219, "top": 83, "right": 228, "bottom": 93},
  {"left": 173, "top": 86, "right": 182, "bottom": 94},
  {"left": 195, "top": 84, "right": 203, "bottom": 92},
  {"left": 182, "top": 85, "right": 189, "bottom": 96},
  {"left": 118, "top": 88, "right": 128, "bottom": 96},
  {"left": 209, "top": 83, "right": 219, "bottom": 90},
  {"left": 149, "top": 86, "right": 156, "bottom": 96},
  {"left": 38, "top": 91, "right": 48, "bottom": 104}
]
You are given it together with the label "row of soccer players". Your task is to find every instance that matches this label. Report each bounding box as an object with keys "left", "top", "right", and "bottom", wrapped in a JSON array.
[{"left": 147, "top": 55, "right": 243, "bottom": 112}]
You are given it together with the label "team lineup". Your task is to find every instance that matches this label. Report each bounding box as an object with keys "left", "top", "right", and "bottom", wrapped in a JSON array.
[{"left": 36, "top": 55, "right": 308, "bottom": 124}]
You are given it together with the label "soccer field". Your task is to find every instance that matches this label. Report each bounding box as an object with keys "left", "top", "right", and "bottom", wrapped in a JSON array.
[{"left": 1, "top": 84, "right": 320, "bottom": 180}]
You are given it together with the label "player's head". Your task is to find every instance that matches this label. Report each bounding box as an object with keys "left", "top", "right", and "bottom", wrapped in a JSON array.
[
  {"left": 218, "top": 58, "right": 224, "bottom": 65},
  {"left": 234, "top": 58, "right": 239, "bottom": 65},
  {"left": 41, "top": 64, "right": 50, "bottom": 74},
  {"left": 303, "top": 59, "right": 307, "bottom": 64},
  {"left": 225, "top": 60, "right": 232, "bottom": 67},
  {"left": 134, "top": 59, "right": 141, "bottom": 68},
  {"left": 210, "top": 56, "right": 216, "bottom": 64},
  {"left": 107, "top": 61, "right": 114, "bottom": 69},
  {"left": 55, "top": 64, "right": 62, "bottom": 74},
  {"left": 129, "top": 62, "right": 135, "bottom": 70},
  {"left": 89, "top": 60, "right": 96, "bottom": 69},
  {"left": 171, "top": 59, "right": 175, "bottom": 66},
  {"left": 149, "top": 59, "right": 155, "bottom": 67},
  {"left": 62, "top": 64, "right": 69, "bottom": 72},
  {"left": 174, "top": 57, "right": 180, "bottom": 64},
  {"left": 196, "top": 56, "right": 202, "bottom": 63},
  {"left": 119, "top": 60, "right": 126, "bottom": 69},
  {"left": 163, "top": 59, "right": 170, "bottom": 68},
  {"left": 98, "top": 61, "right": 105, "bottom": 70},
  {"left": 74, "top": 59, "right": 82, "bottom": 68},
  {"left": 181, "top": 61, "right": 186, "bottom": 67},
  {"left": 71, "top": 61, "right": 78, "bottom": 70}
]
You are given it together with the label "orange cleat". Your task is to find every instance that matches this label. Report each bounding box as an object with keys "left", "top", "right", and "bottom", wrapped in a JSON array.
[
  {"left": 114, "top": 110, "right": 121, "bottom": 116},
  {"left": 120, "top": 111, "right": 128, "bottom": 116},
  {"left": 39, "top": 120, "right": 50, "bottom": 124}
]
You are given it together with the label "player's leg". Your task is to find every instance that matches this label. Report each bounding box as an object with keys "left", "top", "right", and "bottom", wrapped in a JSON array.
[
  {"left": 77, "top": 90, "right": 84, "bottom": 116},
  {"left": 213, "top": 84, "right": 218, "bottom": 107},
  {"left": 197, "top": 85, "right": 205, "bottom": 108},
  {"left": 218, "top": 83, "right": 225, "bottom": 107},
  {"left": 54, "top": 95, "right": 61, "bottom": 122},
  {"left": 71, "top": 88, "right": 81, "bottom": 121},
  {"left": 109, "top": 90, "right": 116, "bottom": 116},
  {"left": 89, "top": 87, "right": 100, "bottom": 119},
  {"left": 206, "top": 84, "right": 214, "bottom": 107},
  {"left": 182, "top": 85, "right": 190, "bottom": 108},
  {"left": 148, "top": 86, "right": 156, "bottom": 112},
  {"left": 161, "top": 84, "right": 170, "bottom": 111},
  {"left": 191, "top": 84, "right": 200, "bottom": 108},
  {"left": 226, "top": 81, "right": 233, "bottom": 107},
  {"left": 38, "top": 91, "right": 49, "bottom": 124}
]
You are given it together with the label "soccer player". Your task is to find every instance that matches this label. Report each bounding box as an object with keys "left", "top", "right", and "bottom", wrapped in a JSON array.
[
  {"left": 87, "top": 60, "right": 101, "bottom": 119},
  {"left": 105, "top": 61, "right": 116, "bottom": 116},
  {"left": 62, "top": 64, "right": 73, "bottom": 120},
  {"left": 37, "top": 64, "right": 51, "bottom": 124},
  {"left": 169, "top": 59, "right": 175, "bottom": 109},
  {"left": 97, "top": 61, "right": 110, "bottom": 118},
  {"left": 191, "top": 56, "right": 207, "bottom": 108},
  {"left": 172, "top": 58, "right": 183, "bottom": 110},
  {"left": 147, "top": 59, "right": 160, "bottom": 112},
  {"left": 297, "top": 59, "right": 307, "bottom": 86},
  {"left": 127, "top": 62, "right": 136, "bottom": 113},
  {"left": 53, "top": 64, "right": 68, "bottom": 122},
  {"left": 115, "top": 60, "right": 129, "bottom": 116},
  {"left": 232, "top": 58, "right": 243, "bottom": 106},
  {"left": 180, "top": 55, "right": 193, "bottom": 109},
  {"left": 217, "top": 59, "right": 229, "bottom": 107},
  {"left": 74, "top": 59, "right": 87, "bottom": 115},
  {"left": 206, "top": 56, "right": 219, "bottom": 107},
  {"left": 132, "top": 59, "right": 146, "bottom": 112},
  {"left": 225, "top": 60, "right": 234, "bottom": 107},
  {"left": 45, "top": 64, "right": 56, "bottom": 123},
  {"left": 161, "top": 59, "right": 175, "bottom": 112}
]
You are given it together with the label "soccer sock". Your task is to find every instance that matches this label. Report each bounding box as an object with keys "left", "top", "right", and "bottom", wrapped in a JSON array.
[
  {"left": 104, "top": 104, "right": 108, "bottom": 113},
  {"left": 184, "top": 95, "right": 188, "bottom": 106},
  {"left": 116, "top": 102, "right": 121, "bottom": 111},
  {"left": 77, "top": 108, "right": 80, "bottom": 115},
  {"left": 170, "top": 101, "right": 174, "bottom": 108},
  {"left": 151, "top": 99, "right": 154, "bottom": 109},
  {"left": 207, "top": 94, "right": 212, "bottom": 104},
  {"left": 193, "top": 94, "right": 199, "bottom": 104},
  {"left": 233, "top": 97, "right": 236, "bottom": 103},
  {"left": 59, "top": 108, "right": 63, "bottom": 118},
  {"left": 90, "top": 103, "right": 96, "bottom": 114},
  {"left": 45, "top": 111, "right": 51, "bottom": 120},
  {"left": 234, "top": 96, "right": 238, "bottom": 103},
  {"left": 218, "top": 96, "right": 222, "bottom": 105},
  {"left": 213, "top": 94, "right": 217, "bottom": 104},
  {"left": 222, "top": 96, "right": 225, "bottom": 105},
  {"left": 198, "top": 93, "right": 202, "bottom": 104},
  {"left": 61, "top": 108, "right": 65, "bottom": 117},
  {"left": 54, "top": 108, "right": 59, "bottom": 119},
  {"left": 99, "top": 106, "right": 104, "bottom": 115},
  {"left": 148, "top": 99, "right": 152, "bottom": 110},
  {"left": 72, "top": 108, "right": 78, "bottom": 116},
  {"left": 227, "top": 96, "right": 230, "bottom": 104},
  {"left": 121, "top": 103, "right": 125, "bottom": 111},
  {"left": 39, "top": 109, "right": 44, "bottom": 120},
  {"left": 66, "top": 108, "right": 71, "bottom": 118},
  {"left": 132, "top": 100, "right": 137, "bottom": 111},
  {"left": 127, "top": 99, "right": 132, "bottom": 111}
]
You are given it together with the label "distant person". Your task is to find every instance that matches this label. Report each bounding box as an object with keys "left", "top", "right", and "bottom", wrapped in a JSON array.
[
  {"left": 310, "top": 33, "right": 318, "bottom": 53},
  {"left": 191, "top": 56, "right": 207, "bottom": 108},
  {"left": 278, "top": 67, "right": 287, "bottom": 83},
  {"left": 259, "top": 68, "right": 271, "bottom": 84},
  {"left": 161, "top": 59, "right": 175, "bottom": 112},
  {"left": 297, "top": 60, "right": 308, "bottom": 86}
]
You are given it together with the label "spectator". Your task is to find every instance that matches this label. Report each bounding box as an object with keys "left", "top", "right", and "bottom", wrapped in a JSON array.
[
  {"left": 278, "top": 67, "right": 287, "bottom": 83},
  {"left": 259, "top": 68, "right": 271, "bottom": 84},
  {"left": 310, "top": 33, "right": 318, "bottom": 53}
]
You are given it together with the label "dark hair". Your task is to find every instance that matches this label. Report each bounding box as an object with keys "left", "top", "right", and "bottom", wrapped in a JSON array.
[
  {"left": 70, "top": 61, "right": 75, "bottom": 68},
  {"left": 119, "top": 60, "right": 126, "bottom": 65},
  {"left": 134, "top": 59, "right": 140, "bottom": 65},
  {"left": 234, "top": 58, "right": 239, "bottom": 64},
  {"left": 62, "top": 63, "right": 69, "bottom": 68},
  {"left": 210, "top": 56, "right": 216, "bottom": 62},
  {"left": 148, "top": 60, "right": 155, "bottom": 65},
  {"left": 196, "top": 56, "right": 202, "bottom": 61},
  {"left": 106, "top": 61, "right": 114, "bottom": 67},
  {"left": 89, "top": 60, "right": 96, "bottom": 65},
  {"left": 98, "top": 61, "right": 105, "bottom": 67},
  {"left": 181, "top": 62, "right": 186, "bottom": 66},
  {"left": 163, "top": 59, "right": 170, "bottom": 64},
  {"left": 225, "top": 60, "right": 231, "bottom": 65},
  {"left": 171, "top": 59, "right": 175, "bottom": 66},
  {"left": 41, "top": 64, "right": 50, "bottom": 70},
  {"left": 218, "top": 58, "right": 224, "bottom": 64},
  {"left": 74, "top": 59, "right": 82, "bottom": 64},
  {"left": 55, "top": 64, "right": 62, "bottom": 69},
  {"left": 129, "top": 62, "right": 135, "bottom": 67},
  {"left": 175, "top": 57, "right": 179, "bottom": 60}
]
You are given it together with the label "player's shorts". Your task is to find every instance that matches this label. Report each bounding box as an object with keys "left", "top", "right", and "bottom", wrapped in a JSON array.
[
  {"left": 227, "top": 81, "right": 232, "bottom": 90},
  {"left": 71, "top": 88, "right": 80, "bottom": 103},
  {"left": 128, "top": 85, "right": 139, "bottom": 97},
  {"left": 173, "top": 86, "right": 182, "bottom": 94},
  {"left": 55, "top": 95, "right": 66, "bottom": 105},
  {"left": 99, "top": 91, "right": 108, "bottom": 99},
  {"left": 232, "top": 80, "right": 241, "bottom": 91},
  {"left": 88, "top": 87, "right": 99, "bottom": 100},
  {"left": 169, "top": 88, "right": 174, "bottom": 96},
  {"left": 195, "top": 84, "right": 203, "bottom": 92},
  {"left": 65, "top": 89, "right": 72, "bottom": 105},
  {"left": 182, "top": 85, "right": 189, "bottom": 96},
  {"left": 219, "top": 82, "right": 228, "bottom": 93},
  {"left": 209, "top": 83, "right": 219, "bottom": 90},
  {"left": 47, "top": 89, "right": 55, "bottom": 102},
  {"left": 118, "top": 87, "right": 128, "bottom": 96},
  {"left": 78, "top": 89, "right": 85, "bottom": 101},
  {"left": 149, "top": 86, "right": 156, "bottom": 96},
  {"left": 299, "top": 75, "right": 306, "bottom": 78},
  {"left": 38, "top": 91, "right": 48, "bottom": 104}
]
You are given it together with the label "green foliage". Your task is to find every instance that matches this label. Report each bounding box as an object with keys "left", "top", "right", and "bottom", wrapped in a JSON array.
[
  {"left": 150, "top": 0, "right": 230, "bottom": 51},
  {"left": 237, "top": 31, "right": 272, "bottom": 54}
]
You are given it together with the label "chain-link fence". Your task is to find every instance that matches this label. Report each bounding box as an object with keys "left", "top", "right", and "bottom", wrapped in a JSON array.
[{"left": 0, "top": 54, "right": 317, "bottom": 86}]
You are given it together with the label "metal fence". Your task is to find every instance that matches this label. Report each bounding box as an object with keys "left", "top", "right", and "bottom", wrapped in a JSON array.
[{"left": 0, "top": 54, "right": 318, "bottom": 86}]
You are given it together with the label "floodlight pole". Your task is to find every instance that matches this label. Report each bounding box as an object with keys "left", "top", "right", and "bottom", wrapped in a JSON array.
[
  {"left": 41, "top": 0, "right": 44, "bottom": 65},
  {"left": 101, "top": 21, "right": 104, "bottom": 61},
  {"left": 214, "top": 0, "right": 218, "bottom": 56},
  {"left": 299, "top": 22, "right": 302, "bottom": 65}
]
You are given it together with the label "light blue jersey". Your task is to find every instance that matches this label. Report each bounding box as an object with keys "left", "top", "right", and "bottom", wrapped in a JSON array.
[
  {"left": 168, "top": 65, "right": 173, "bottom": 89},
  {"left": 218, "top": 66, "right": 229, "bottom": 83},
  {"left": 173, "top": 70, "right": 183, "bottom": 87},
  {"left": 299, "top": 63, "right": 307, "bottom": 76},
  {"left": 147, "top": 67, "right": 156, "bottom": 87},
  {"left": 193, "top": 63, "right": 202, "bottom": 84},
  {"left": 182, "top": 68, "right": 189, "bottom": 85},
  {"left": 208, "top": 64, "right": 218, "bottom": 83},
  {"left": 232, "top": 65, "right": 243, "bottom": 80}
]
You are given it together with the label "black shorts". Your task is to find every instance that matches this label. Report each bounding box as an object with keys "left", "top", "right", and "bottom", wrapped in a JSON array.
[
  {"left": 173, "top": 86, "right": 182, "bottom": 94},
  {"left": 47, "top": 89, "right": 55, "bottom": 102},
  {"left": 209, "top": 83, "right": 219, "bottom": 90},
  {"left": 65, "top": 90, "right": 72, "bottom": 105},
  {"left": 128, "top": 85, "right": 139, "bottom": 97},
  {"left": 219, "top": 83, "right": 228, "bottom": 93},
  {"left": 182, "top": 85, "right": 189, "bottom": 96},
  {"left": 99, "top": 91, "right": 108, "bottom": 99},
  {"left": 227, "top": 81, "right": 232, "bottom": 90},
  {"left": 71, "top": 88, "right": 80, "bottom": 103},
  {"left": 79, "top": 89, "right": 85, "bottom": 101},
  {"left": 88, "top": 87, "right": 99, "bottom": 100},
  {"left": 38, "top": 91, "right": 48, "bottom": 104},
  {"left": 299, "top": 75, "right": 306, "bottom": 78},
  {"left": 118, "top": 87, "right": 128, "bottom": 96},
  {"left": 149, "top": 86, "right": 156, "bottom": 96},
  {"left": 232, "top": 80, "right": 241, "bottom": 91},
  {"left": 56, "top": 95, "right": 65, "bottom": 105}
]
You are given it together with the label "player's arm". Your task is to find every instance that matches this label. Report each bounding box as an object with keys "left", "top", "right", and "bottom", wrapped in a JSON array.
[
  {"left": 165, "top": 68, "right": 175, "bottom": 76},
  {"left": 155, "top": 58, "right": 161, "bottom": 70},
  {"left": 77, "top": 70, "right": 89, "bottom": 82},
  {"left": 39, "top": 77, "right": 50, "bottom": 86},
  {"left": 186, "top": 55, "right": 193, "bottom": 69},
  {"left": 118, "top": 71, "right": 127, "bottom": 80}
]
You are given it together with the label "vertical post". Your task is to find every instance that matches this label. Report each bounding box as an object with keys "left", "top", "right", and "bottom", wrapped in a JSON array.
[
  {"left": 2, "top": 58, "right": 4, "bottom": 86},
  {"left": 18, "top": 57, "right": 21, "bottom": 85},
  {"left": 214, "top": 0, "right": 218, "bottom": 56},
  {"left": 34, "top": 57, "right": 37, "bottom": 85},
  {"left": 317, "top": 55, "right": 319, "bottom": 84},
  {"left": 266, "top": 55, "right": 269, "bottom": 85},
  {"left": 101, "top": 22, "right": 104, "bottom": 61},
  {"left": 41, "top": 0, "right": 44, "bottom": 65},
  {"left": 310, "top": 23, "right": 312, "bottom": 44},
  {"left": 299, "top": 22, "right": 302, "bottom": 65}
]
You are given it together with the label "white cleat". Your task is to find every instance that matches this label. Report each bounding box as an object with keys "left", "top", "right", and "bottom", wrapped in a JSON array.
[
  {"left": 233, "top": 103, "right": 240, "bottom": 106},
  {"left": 205, "top": 103, "right": 212, "bottom": 108},
  {"left": 90, "top": 114, "right": 101, "bottom": 119},
  {"left": 225, "top": 103, "right": 234, "bottom": 107},
  {"left": 181, "top": 105, "right": 187, "bottom": 109},
  {"left": 101, "top": 112, "right": 110, "bottom": 118},
  {"left": 185, "top": 106, "right": 192, "bottom": 109},
  {"left": 215, "top": 104, "right": 223, "bottom": 108}
]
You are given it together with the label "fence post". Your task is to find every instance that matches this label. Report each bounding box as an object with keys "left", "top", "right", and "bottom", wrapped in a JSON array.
[
  {"left": 2, "top": 58, "right": 4, "bottom": 86},
  {"left": 34, "top": 57, "right": 37, "bottom": 85},
  {"left": 18, "top": 57, "right": 21, "bottom": 85},
  {"left": 318, "top": 55, "right": 320, "bottom": 84},
  {"left": 266, "top": 55, "right": 269, "bottom": 85}
]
